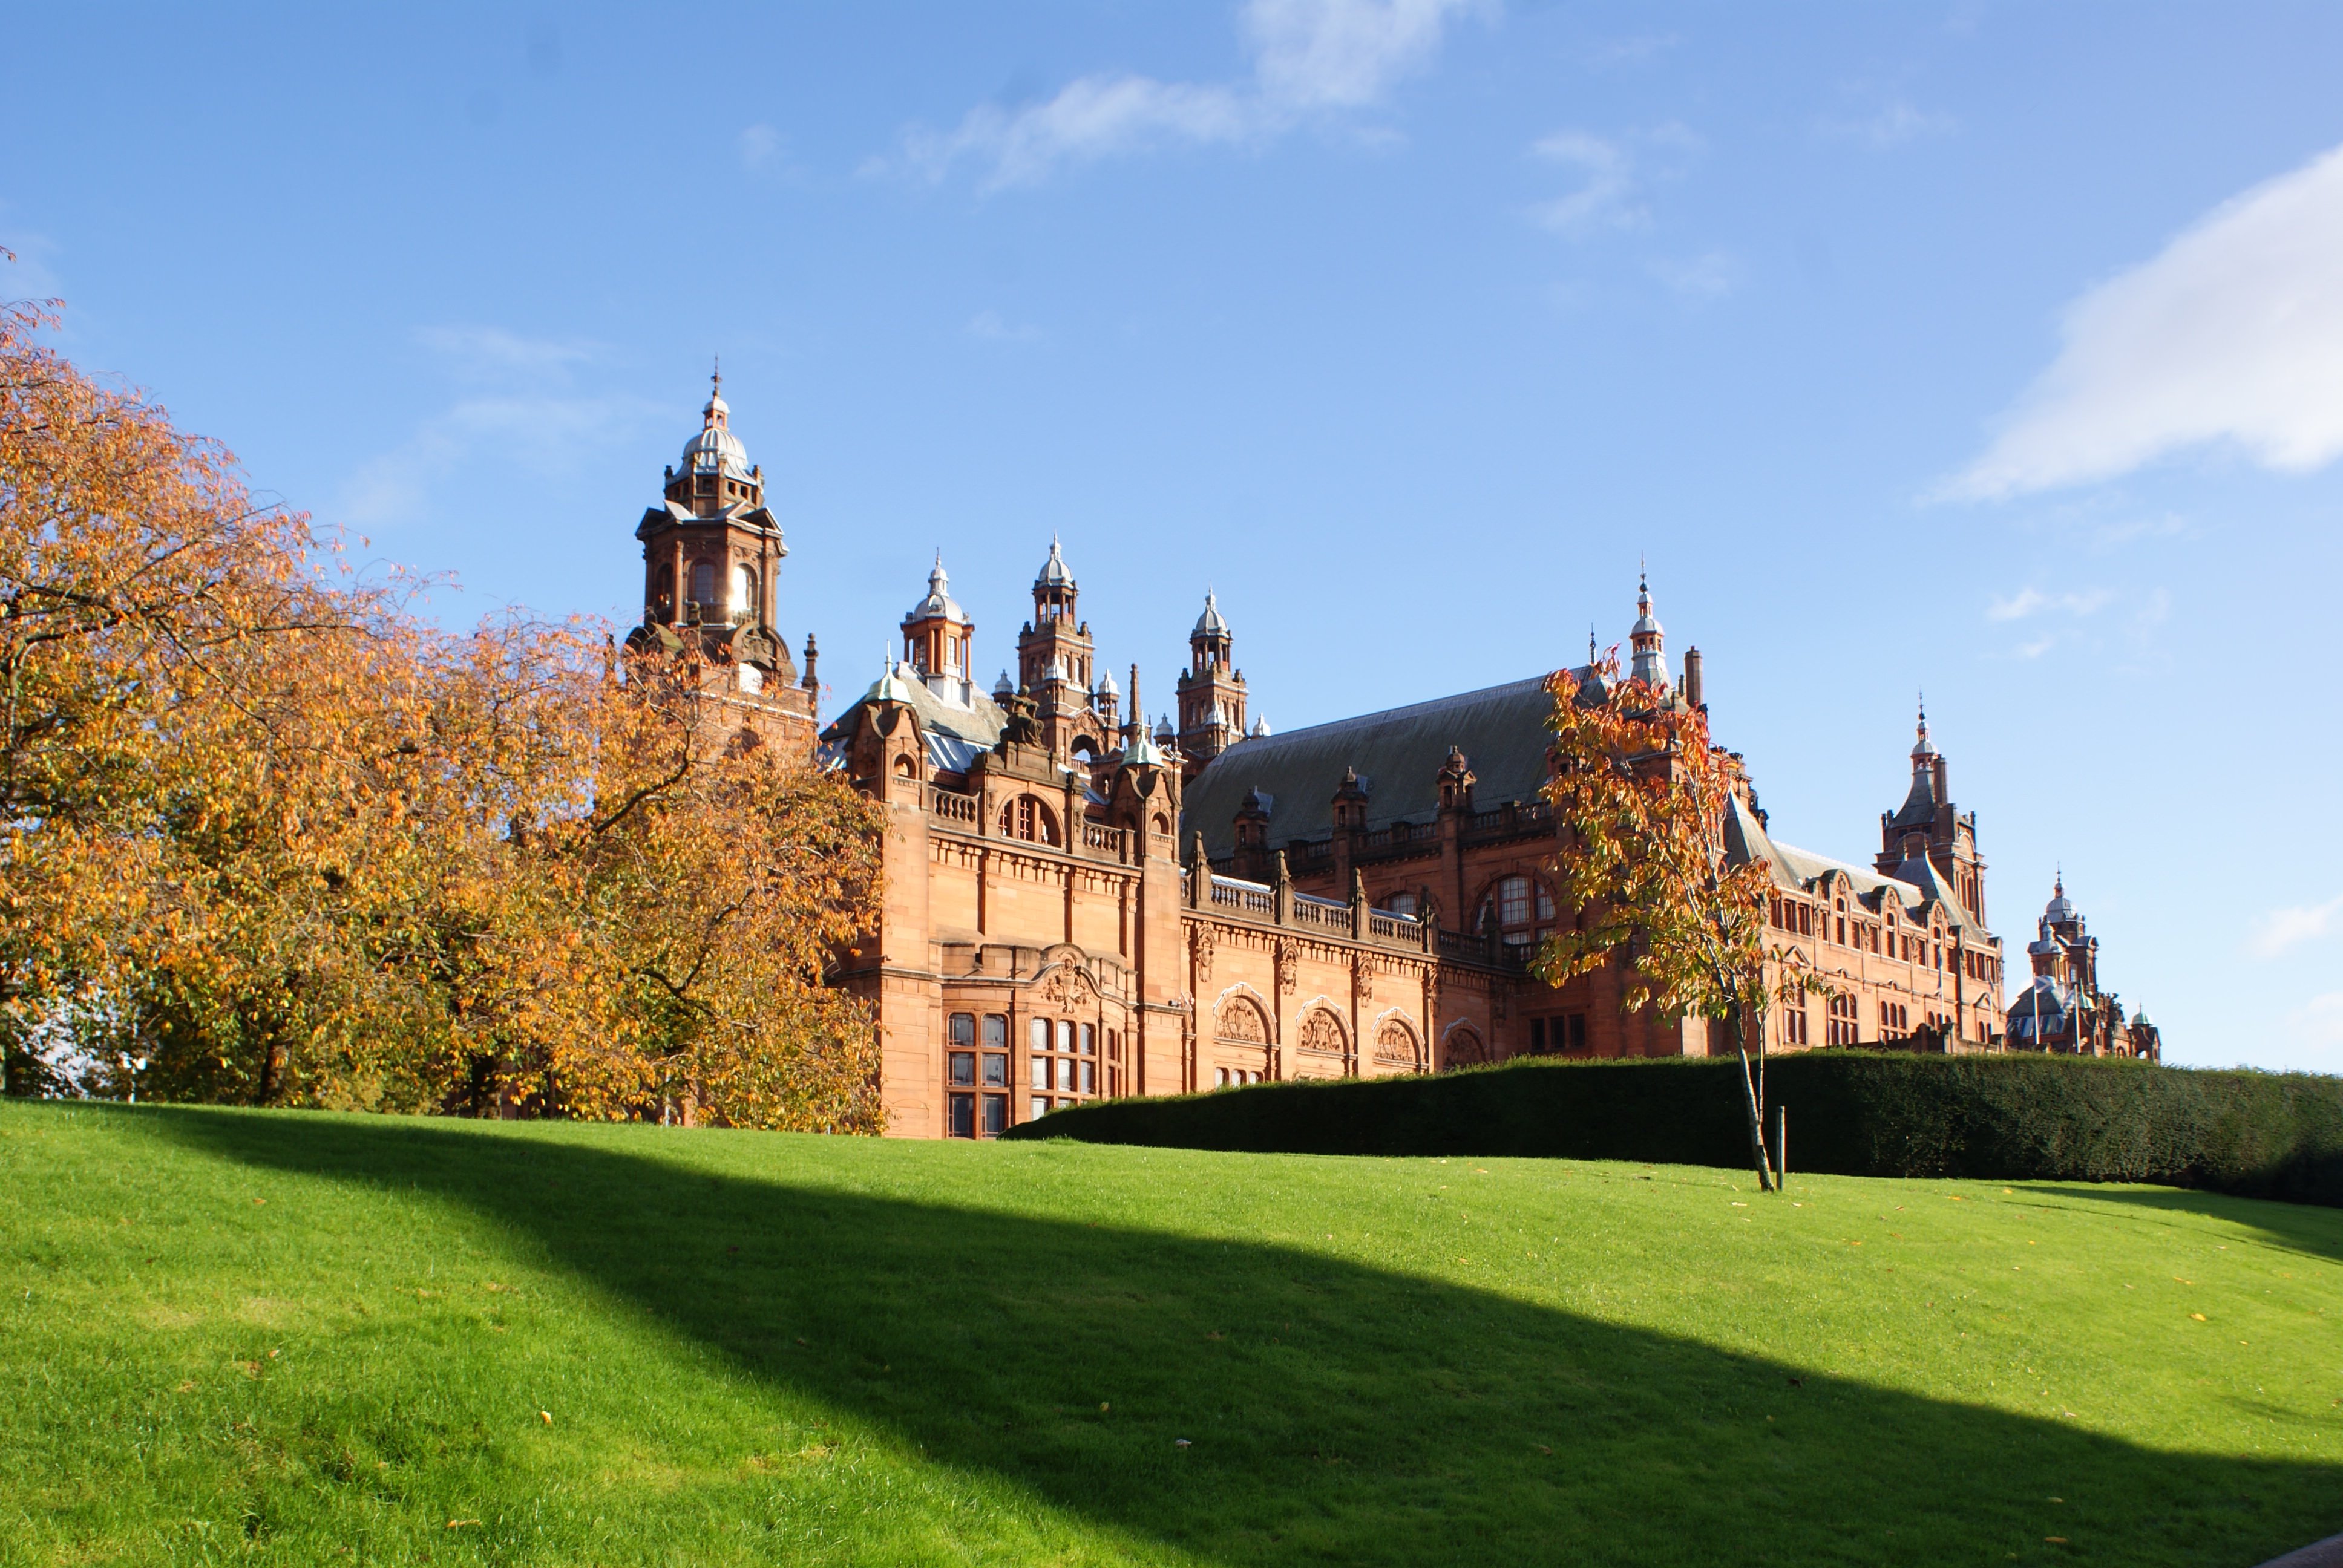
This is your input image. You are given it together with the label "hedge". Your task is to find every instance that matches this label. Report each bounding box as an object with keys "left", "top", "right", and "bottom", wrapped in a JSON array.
[{"left": 1004, "top": 1051, "right": 2343, "bottom": 1207}]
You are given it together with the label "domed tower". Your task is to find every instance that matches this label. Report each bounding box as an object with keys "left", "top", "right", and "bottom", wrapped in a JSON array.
[
  {"left": 626, "top": 368, "right": 817, "bottom": 755},
  {"left": 1628, "top": 570, "right": 1670, "bottom": 691},
  {"left": 902, "top": 554, "right": 975, "bottom": 707},
  {"left": 1013, "top": 538, "right": 1108, "bottom": 762},
  {"left": 1175, "top": 589, "right": 1247, "bottom": 779}
]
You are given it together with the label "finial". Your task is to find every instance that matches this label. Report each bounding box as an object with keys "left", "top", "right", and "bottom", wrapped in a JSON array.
[
  {"left": 1588, "top": 626, "right": 1597, "bottom": 662},
  {"left": 712, "top": 354, "right": 721, "bottom": 394},
  {"left": 1917, "top": 691, "right": 1928, "bottom": 739}
]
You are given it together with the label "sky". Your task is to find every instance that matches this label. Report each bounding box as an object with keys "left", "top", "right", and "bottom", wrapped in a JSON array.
[{"left": 5, "top": 2, "right": 2341, "bottom": 1072}]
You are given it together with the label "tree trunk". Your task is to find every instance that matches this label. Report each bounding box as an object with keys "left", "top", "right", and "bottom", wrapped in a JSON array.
[{"left": 1732, "top": 1004, "right": 1775, "bottom": 1192}]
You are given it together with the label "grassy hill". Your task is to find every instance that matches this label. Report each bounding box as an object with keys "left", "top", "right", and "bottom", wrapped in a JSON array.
[{"left": 4, "top": 1104, "right": 2340, "bottom": 1567}]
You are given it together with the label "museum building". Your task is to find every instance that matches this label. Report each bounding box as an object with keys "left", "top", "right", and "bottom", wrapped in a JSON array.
[{"left": 629, "top": 382, "right": 2155, "bottom": 1140}]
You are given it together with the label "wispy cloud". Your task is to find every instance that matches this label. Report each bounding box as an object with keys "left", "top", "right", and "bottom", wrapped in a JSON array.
[
  {"left": 1528, "top": 122, "right": 1700, "bottom": 237},
  {"left": 964, "top": 310, "right": 1042, "bottom": 344},
  {"left": 1587, "top": 33, "right": 1677, "bottom": 68},
  {"left": 738, "top": 123, "right": 784, "bottom": 172},
  {"left": 1945, "top": 141, "right": 2343, "bottom": 500},
  {"left": 2251, "top": 894, "right": 2343, "bottom": 959},
  {"left": 1650, "top": 250, "right": 1742, "bottom": 301},
  {"left": 1821, "top": 99, "right": 1954, "bottom": 149},
  {"left": 2280, "top": 990, "right": 2343, "bottom": 1064},
  {"left": 886, "top": 0, "right": 1486, "bottom": 190},
  {"left": 341, "top": 328, "right": 658, "bottom": 530},
  {"left": 1985, "top": 586, "right": 2114, "bottom": 622}
]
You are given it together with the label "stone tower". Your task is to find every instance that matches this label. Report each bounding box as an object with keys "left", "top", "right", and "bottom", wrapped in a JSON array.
[
  {"left": 624, "top": 370, "right": 817, "bottom": 754},
  {"left": 1176, "top": 590, "right": 1247, "bottom": 779},
  {"left": 1874, "top": 701, "right": 1987, "bottom": 927}
]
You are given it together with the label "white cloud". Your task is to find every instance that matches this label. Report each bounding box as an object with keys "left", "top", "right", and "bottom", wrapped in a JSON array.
[
  {"left": 2251, "top": 894, "right": 2343, "bottom": 959},
  {"left": 1650, "top": 250, "right": 1742, "bottom": 301},
  {"left": 341, "top": 328, "right": 657, "bottom": 530},
  {"left": 1530, "top": 132, "right": 1639, "bottom": 233},
  {"left": 2279, "top": 991, "right": 2343, "bottom": 1066},
  {"left": 1985, "top": 586, "right": 2114, "bottom": 622},
  {"left": 891, "top": 0, "right": 1484, "bottom": 189},
  {"left": 1821, "top": 99, "right": 1954, "bottom": 149},
  {"left": 1948, "top": 142, "right": 2343, "bottom": 499},
  {"left": 739, "top": 123, "right": 782, "bottom": 172}
]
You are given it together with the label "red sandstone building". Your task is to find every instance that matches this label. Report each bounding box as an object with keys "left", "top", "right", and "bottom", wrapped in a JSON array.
[{"left": 629, "top": 384, "right": 2157, "bottom": 1139}]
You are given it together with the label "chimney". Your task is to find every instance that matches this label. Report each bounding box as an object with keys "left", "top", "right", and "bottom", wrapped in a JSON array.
[
  {"left": 1683, "top": 645, "right": 1705, "bottom": 710},
  {"left": 1932, "top": 754, "right": 1949, "bottom": 812},
  {"left": 801, "top": 633, "right": 819, "bottom": 693}
]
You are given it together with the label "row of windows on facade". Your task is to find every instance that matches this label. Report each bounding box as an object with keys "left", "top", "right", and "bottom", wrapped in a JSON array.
[
  {"left": 1767, "top": 893, "right": 1997, "bottom": 983},
  {"left": 943, "top": 1012, "right": 1125, "bottom": 1139},
  {"left": 1790, "top": 995, "right": 1957, "bottom": 1047}
]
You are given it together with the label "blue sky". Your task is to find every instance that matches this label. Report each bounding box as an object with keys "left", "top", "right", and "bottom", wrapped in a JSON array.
[{"left": 7, "top": 2, "right": 2341, "bottom": 1071}]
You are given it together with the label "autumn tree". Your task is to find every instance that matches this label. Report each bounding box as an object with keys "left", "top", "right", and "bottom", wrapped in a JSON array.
[
  {"left": 1532, "top": 651, "right": 1821, "bottom": 1191},
  {"left": 3, "top": 275, "right": 885, "bottom": 1126}
]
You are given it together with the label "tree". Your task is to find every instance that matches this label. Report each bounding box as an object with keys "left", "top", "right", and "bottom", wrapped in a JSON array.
[
  {"left": 1532, "top": 651, "right": 1821, "bottom": 1191},
  {"left": 3, "top": 275, "right": 886, "bottom": 1126}
]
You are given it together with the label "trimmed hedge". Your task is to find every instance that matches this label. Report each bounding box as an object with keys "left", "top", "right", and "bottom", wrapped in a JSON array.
[{"left": 1004, "top": 1051, "right": 2343, "bottom": 1207}]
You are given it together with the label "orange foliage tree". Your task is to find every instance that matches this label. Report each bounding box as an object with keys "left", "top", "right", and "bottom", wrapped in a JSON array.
[
  {"left": 1, "top": 279, "right": 883, "bottom": 1126},
  {"left": 1533, "top": 651, "right": 1821, "bottom": 1191}
]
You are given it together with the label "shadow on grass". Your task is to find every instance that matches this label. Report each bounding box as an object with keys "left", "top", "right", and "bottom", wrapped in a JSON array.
[
  {"left": 2024, "top": 1184, "right": 2343, "bottom": 1266},
  {"left": 153, "top": 1109, "right": 2337, "bottom": 1568}
]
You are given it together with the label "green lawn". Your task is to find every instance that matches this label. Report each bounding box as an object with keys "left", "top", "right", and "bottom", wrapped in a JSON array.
[{"left": 3, "top": 1103, "right": 2339, "bottom": 1567}]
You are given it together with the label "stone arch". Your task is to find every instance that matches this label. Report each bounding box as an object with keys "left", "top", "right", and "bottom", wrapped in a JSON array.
[
  {"left": 1295, "top": 1004, "right": 1349, "bottom": 1059},
  {"left": 1213, "top": 988, "right": 1272, "bottom": 1045},
  {"left": 998, "top": 794, "right": 1060, "bottom": 846},
  {"left": 1371, "top": 1010, "right": 1423, "bottom": 1070},
  {"left": 1440, "top": 1019, "right": 1491, "bottom": 1068}
]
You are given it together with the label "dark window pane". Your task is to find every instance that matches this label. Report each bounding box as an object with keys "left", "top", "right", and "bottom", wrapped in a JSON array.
[
  {"left": 983, "top": 1052, "right": 1008, "bottom": 1087},
  {"left": 1080, "top": 1061, "right": 1095, "bottom": 1093},
  {"left": 982, "top": 1094, "right": 1008, "bottom": 1137},
  {"left": 948, "top": 1093, "right": 975, "bottom": 1138},
  {"left": 948, "top": 1013, "right": 975, "bottom": 1047},
  {"left": 1080, "top": 1023, "right": 1096, "bottom": 1056},
  {"left": 983, "top": 1014, "right": 1007, "bottom": 1048},
  {"left": 947, "top": 1051, "right": 975, "bottom": 1086}
]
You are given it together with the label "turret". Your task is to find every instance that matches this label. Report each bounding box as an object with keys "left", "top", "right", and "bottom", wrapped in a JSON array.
[
  {"left": 1629, "top": 570, "right": 1669, "bottom": 691},
  {"left": 1176, "top": 589, "right": 1248, "bottom": 777},
  {"left": 900, "top": 554, "right": 975, "bottom": 707}
]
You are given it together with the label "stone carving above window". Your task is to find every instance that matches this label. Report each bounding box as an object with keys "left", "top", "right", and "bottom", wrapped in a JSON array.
[
  {"left": 1374, "top": 1018, "right": 1420, "bottom": 1066},
  {"left": 1297, "top": 1007, "right": 1348, "bottom": 1057},
  {"left": 1216, "top": 995, "right": 1269, "bottom": 1044}
]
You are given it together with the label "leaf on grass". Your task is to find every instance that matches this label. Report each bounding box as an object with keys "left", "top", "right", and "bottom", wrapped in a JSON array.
[
  {"left": 539, "top": 1410, "right": 552, "bottom": 1425},
  {"left": 2190, "top": 1313, "right": 2207, "bottom": 1322}
]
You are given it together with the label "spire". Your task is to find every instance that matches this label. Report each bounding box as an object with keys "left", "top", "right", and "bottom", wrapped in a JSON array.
[
  {"left": 1912, "top": 693, "right": 1935, "bottom": 763},
  {"left": 1629, "top": 569, "right": 1668, "bottom": 689}
]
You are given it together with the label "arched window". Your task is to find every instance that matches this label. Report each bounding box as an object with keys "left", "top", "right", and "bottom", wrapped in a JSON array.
[
  {"left": 1478, "top": 874, "right": 1556, "bottom": 950},
  {"left": 1380, "top": 890, "right": 1418, "bottom": 917},
  {"left": 690, "top": 560, "right": 716, "bottom": 608},
  {"left": 998, "top": 795, "right": 1060, "bottom": 846},
  {"left": 732, "top": 563, "right": 758, "bottom": 621},
  {"left": 652, "top": 563, "right": 675, "bottom": 618}
]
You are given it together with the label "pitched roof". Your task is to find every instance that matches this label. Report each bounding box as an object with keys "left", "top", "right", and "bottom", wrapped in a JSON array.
[
  {"left": 1182, "top": 675, "right": 1560, "bottom": 857},
  {"left": 1727, "top": 794, "right": 1994, "bottom": 940},
  {"left": 821, "top": 663, "right": 1008, "bottom": 775}
]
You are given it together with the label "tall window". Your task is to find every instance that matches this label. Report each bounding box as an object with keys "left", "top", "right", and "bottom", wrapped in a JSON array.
[
  {"left": 1028, "top": 1016, "right": 1099, "bottom": 1121},
  {"left": 690, "top": 560, "right": 716, "bottom": 606},
  {"left": 1000, "top": 795, "right": 1059, "bottom": 846},
  {"left": 1480, "top": 874, "right": 1556, "bottom": 950},
  {"left": 732, "top": 563, "right": 758, "bottom": 621},
  {"left": 945, "top": 1013, "right": 1011, "bottom": 1138}
]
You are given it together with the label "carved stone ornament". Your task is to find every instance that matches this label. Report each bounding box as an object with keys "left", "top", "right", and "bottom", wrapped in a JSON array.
[
  {"left": 1040, "top": 962, "right": 1092, "bottom": 1011},
  {"left": 1297, "top": 1007, "right": 1348, "bottom": 1057},
  {"left": 1191, "top": 924, "right": 1216, "bottom": 985},
  {"left": 1276, "top": 942, "right": 1298, "bottom": 996},
  {"left": 1375, "top": 1018, "right": 1420, "bottom": 1065},
  {"left": 1352, "top": 961, "right": 1375, "bottom": 1006},
  {"left": 1217, "top": 995, "right": 1270, "bottom": 1044}
]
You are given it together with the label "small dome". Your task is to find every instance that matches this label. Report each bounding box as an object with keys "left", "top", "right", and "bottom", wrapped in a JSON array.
[
  {"left": 1250, "top": 714, "right": 1271, "bottom": 738},
  {"left": 1153, "top": 714, "right": 1175, "bottom": 742},
  {"left": 993, "top": 669, "right": 1014, "bottom": 697},
  {"left": 2131, "top": 1005, "right": 2154, "bottom": 1027},
  {"left": 681, "top": 377, "right": 752, "bottom": 480},
  {"left": 2043, "top": 875, "right": 2077, "bottom": 924},
  {"left": 1093, "top": 667, "right": 1119, "bottom": 696},
  {"left": 1631, "top": 572, "right": 1663, "bottom": 637},
  {"left": 905, "top": 555, "right": 969, "bottom": 626},
  {"left": 1194, "top": 589, "right": 1231, "bottom": 638},
  {"left": 1034, "top": 535, "right": 1075, "bottom": 590}
]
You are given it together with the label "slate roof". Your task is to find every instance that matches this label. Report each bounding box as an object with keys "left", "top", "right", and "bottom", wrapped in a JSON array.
[
  {"left": 1726, "top": 791, "right": 1993, "bottom": 939},
  {"left": 1182, "top": 675, "right": 1562, "bottom": 858},
  {"left": 820, "top": 664, "right": 1008, "bottom": 776}
]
